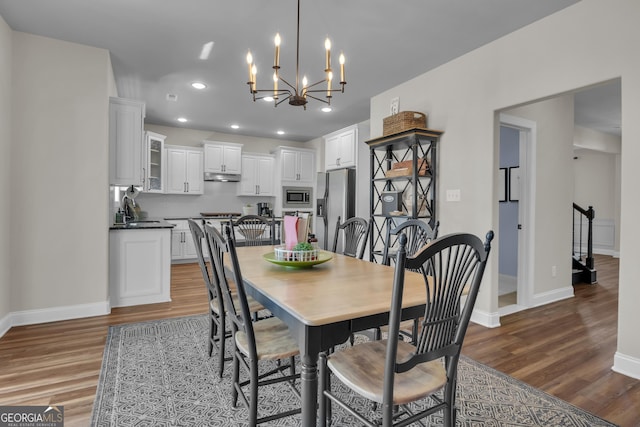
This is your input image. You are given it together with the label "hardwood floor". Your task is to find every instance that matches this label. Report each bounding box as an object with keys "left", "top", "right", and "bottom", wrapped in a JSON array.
[{"left": 0, "top": 255, "right": 638, "bottom": 426}]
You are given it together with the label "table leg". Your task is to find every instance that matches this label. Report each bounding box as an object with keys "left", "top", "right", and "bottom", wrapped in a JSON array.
[{"left": 300, "top": 353, "right": 318, "bottom": 427}]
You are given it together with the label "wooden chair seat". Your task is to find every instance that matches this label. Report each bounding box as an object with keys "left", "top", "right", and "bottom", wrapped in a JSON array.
[
  {"left": 327, "top": 340, "right": 446, "bottom": 405},
  {"left": 235, "top": 317, "right": 300, "bottom": 360},
  {"left": 210, "top": 294, "right": 263, "bottom": 316}
]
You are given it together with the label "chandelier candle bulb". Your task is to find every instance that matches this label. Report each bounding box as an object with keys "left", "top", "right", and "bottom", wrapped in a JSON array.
[
  {"left": 246, "top": 51, "right": 253, "bottom": 87},
  {"left": 325, "top": 38, "right": 331, "bottom": 71},
  {"left": 274, "top": 33, "right": 281, "bottom": 68}
]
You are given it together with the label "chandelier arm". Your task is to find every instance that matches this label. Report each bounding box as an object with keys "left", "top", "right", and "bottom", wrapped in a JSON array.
[
  {"left": 305, "top": 86, "right": 344, "bottom": 93},
  {"left": 304, "top": 93, "right": 330, "bottom": 104},
  {"left": 275, "top": 94, "right": 293, "bottom": 107},
  {"left": 304, "top": 79, "right": 329, "bottom": 90},
  {"left": 277, "top": 76, "right": 298, "bottom": 93}
]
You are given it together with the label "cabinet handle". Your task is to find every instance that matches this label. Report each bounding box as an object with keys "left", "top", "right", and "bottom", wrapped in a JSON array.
[{"left": 187, "top": 182, "right": 190, "bottom": 192}]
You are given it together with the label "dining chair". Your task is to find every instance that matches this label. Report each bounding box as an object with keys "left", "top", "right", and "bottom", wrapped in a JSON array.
[
  {"left": 209, "top": 225, "right": 301, "bottom": 426},
  {"left": 380, "top": 219, "right": 440, "bottom": 342},
  {"left": 189, "top": 219, "right": 264, "bottom": 379},
  {"left": 331, "top": 216, "right": 370, "bottom": 259},
  {"left": 319, "top": 230, "right": 494, "bottom": 427},
  {"left": 229, "top": 214, "right": 275, "bottom": 246}
]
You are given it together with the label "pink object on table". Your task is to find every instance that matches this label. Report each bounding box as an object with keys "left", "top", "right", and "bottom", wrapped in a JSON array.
[{"left": 284, "top": 216, "right": 299, "bottom": 250}]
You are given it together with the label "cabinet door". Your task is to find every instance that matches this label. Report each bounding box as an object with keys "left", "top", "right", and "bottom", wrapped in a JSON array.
[
  {"left": 298, "top": 151, "right": 315, "bottom": 183},
  {"left": 238, "top": 156, "right": 258, "bottom": 195},
  {"left": 256, "top": 156, "right": 274, "bottom": 195},
  {"left": 185, "top": 150, "right": 203, "bottom": 194},
  {"left": 109, "top": 98, "right": 145, "bottom": 186},
  {"left": 223, "top": 145, "right": 242, "bottom": 174},
  {"left": 171, "top": 230, "right": 184, "bottom": 258},
  {"left": 337, "top": 130, "right": 356, "bottom": 168},
  {"left": 183, "top": 230, "right": 198, "bottom": 259},
  {"left": 204, "top": 144, "right": 224, "bottom": 172},
  {"left": 145, "top": 132, "right": 165, "bottom": 193},
  {"left": 166, "top": 148, "right": 187, "bottom": 194},
  {"left": 324, "top": 135, "right": 341, "bottom": 170},
  {"left": 281, "top": 150, "right": 299, "bottom": 181}
]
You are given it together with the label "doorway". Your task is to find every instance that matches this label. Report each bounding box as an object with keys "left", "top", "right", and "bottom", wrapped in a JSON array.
[{"left": 498, "top": 114, "right": 536, "bottom": 316}]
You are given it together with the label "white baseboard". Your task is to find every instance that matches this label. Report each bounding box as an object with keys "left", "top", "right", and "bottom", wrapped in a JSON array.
[
  {"left": 533, "top": 286, "right": 574, "bottom": 307},
  {"left": 471, "top": 309, "right": 501, "bottom": 328},
  {"left": 7, "top": 300, "right": 111, "bottom": 332},
  {"left": 0, "top": 313, "right": 11, "bottom": 339},
  {"left": 613, "top": 351, "right": 640, "bottom": 380}
]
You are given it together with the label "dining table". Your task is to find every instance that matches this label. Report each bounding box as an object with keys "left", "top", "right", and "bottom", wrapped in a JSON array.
[{"left": 228, "top": 245, "right": 428, "bottom": 426}]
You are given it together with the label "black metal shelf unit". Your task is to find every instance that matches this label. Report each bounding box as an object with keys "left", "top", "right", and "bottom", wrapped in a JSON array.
[{"left": 367, "top": 128, "right": 443, "bottom": 263}]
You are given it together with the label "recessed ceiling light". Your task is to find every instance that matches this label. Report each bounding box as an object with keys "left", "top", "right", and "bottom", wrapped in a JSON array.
[
  {"left": 177, "top": 117, "right": 188, "bottom": 123},
  {"left": 199, "top": 41, "right": 214, "bottom": 60},
  {"left": 277, "top": 130, "right": 285, "bottom": 135},
  {"left": 321, "top": 106, "right": 332, "bottom": 112},
  {"left": 231, "top": 124, "right": 240, "bottom": 129},
  {"left": 191, "top": 82, "right": 207, "bottom": 90},
  {"left": 263, "top": 97, "right": 274, "bottom": 102}
]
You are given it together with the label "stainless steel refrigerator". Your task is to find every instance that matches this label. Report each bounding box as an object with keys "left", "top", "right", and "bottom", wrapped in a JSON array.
[{"left": 316, "top": 169, "right": 356, "bottom": 251}]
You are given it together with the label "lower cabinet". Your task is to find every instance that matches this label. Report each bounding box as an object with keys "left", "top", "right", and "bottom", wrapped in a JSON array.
[
  {"left": 167, "top": 219, "right": 203, "bottom": 262},
  {"left": 109, "top": 229, "right": 172, "bottom": 307}
]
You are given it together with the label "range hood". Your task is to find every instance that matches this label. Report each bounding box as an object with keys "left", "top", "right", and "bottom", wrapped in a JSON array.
[{"left": 204, "top": 172, "right": 241, "bottom": 182}]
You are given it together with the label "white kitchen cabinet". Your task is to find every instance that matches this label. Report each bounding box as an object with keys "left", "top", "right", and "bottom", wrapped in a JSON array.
[
  {"left": 109, "top": 228, "right": 171, "bottom": 307},
  {"left": 238, "top": 154, "right": 275, "bottom": 196},
  {"left": 324, "top": 124, "right": 358, "bottom": 170},
  {"left": 109, "top": 97, "right": 146, "bottom": 186},
  {"left": 143, "top": 131, "right": 166, "bottom": 193},
  {"left": 165, "top": 145, "right": 203, "bottom": 195},
  {"left": 203, "top": 141, "right": 243, "bottom": 174},
  {"left": 167, "top": 219, "right": 202, "bottom": 261},
  {"left": 277, "top": 147, "right": 315, "bottom": 184}
]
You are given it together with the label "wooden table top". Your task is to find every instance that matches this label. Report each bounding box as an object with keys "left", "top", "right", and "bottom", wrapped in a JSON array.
[{"left": 231, "top": 246, "right": 427, "bottom": 326}]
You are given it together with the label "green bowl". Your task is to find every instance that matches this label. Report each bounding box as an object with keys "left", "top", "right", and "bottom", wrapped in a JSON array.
[{"left": 263, "top": 250, "right": 333, "bottom": 268}]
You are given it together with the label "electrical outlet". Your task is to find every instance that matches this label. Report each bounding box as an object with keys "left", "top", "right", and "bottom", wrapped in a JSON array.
[{"left": 446, "top": 189, "right": 461, "bottom": 202}]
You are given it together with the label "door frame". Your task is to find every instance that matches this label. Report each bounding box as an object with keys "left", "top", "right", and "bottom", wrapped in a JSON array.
[{"left": 499, "top": 113, "right": 536, "bottom": 313}]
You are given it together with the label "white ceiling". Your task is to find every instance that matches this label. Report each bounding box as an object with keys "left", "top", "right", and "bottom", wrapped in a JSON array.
[{"left": 1, "top": 0, "right": 619, "bottom": 142}]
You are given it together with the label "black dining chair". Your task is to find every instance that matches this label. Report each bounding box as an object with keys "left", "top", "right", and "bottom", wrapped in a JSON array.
[
  {"left": 331, "top": 216, "right": 370, "bottom": 259},
  {"left": 189, "top": 219, "right": 264, "bottom": 379},
  {"left": 209, "top": 225, "right": 301, "bottom": 426},
  {"left": 229, "top": 214, "right": 275, "bottom": 246},
  {"left": 319, "top": 230, "right": 494, "bottom": 427}
]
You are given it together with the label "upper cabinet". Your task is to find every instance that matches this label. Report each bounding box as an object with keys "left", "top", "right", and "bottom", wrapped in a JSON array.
[
  {"left": 278, "top": 147, "right": 315, "bottom": 184},
  {"left": 324, "top": 124, "right": 358, "bottom": 170},
  {"left": 109, "top": 97, "right": 145, "bottom": 186},
  {"left": 238, "top": 154, "right": 275, "bottom": 196},
  {"left": 143, "top": 131, "right": 166, "bottom": 193},
  {"left": 165, "top": 145, "right": 203, "bottom": 195},
  {"left": 203, "top": 141, "right": 243, "bottom": 174}
]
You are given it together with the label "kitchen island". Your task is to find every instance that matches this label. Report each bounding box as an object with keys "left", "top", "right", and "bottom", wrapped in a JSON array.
[{"left": 109, "top": 219, "right": 174, "bottom": 307}]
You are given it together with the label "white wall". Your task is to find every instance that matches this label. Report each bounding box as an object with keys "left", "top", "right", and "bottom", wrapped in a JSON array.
[
  {"left": 369, "top": 0, "right": 640, "bottom": 376},
  {"left": 9, "top": 32, "right": 112, "bottom": 322},
  {"left": 0, "top": 15, "right": 12, "bottom": 334}
]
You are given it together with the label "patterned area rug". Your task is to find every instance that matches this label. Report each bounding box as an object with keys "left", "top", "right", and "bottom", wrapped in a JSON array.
[{"left": 91, "top": 315, "right": 617, "bottom": 426}]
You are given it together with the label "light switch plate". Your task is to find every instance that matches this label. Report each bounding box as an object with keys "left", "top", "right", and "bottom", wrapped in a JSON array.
[
  {"left": 390, "top": 97, "right": 399, "bottom": 115},
  {"left": 446, "top": 189, "right": 461, "bottom": 202}
]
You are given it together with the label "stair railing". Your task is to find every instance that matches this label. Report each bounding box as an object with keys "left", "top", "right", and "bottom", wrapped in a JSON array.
[{"left": 572, "top": 203, "right": 594, "bottom": 270}]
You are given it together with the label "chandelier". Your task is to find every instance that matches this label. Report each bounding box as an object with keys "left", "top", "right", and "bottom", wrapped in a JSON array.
[{"left": 245, "top": 0, "right": 346, "bottom": 109}]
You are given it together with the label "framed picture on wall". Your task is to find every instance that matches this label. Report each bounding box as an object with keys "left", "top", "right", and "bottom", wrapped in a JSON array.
[
  {"left": 509, "top": 166, "right": 520, "bottom": 201},
  {"left": 499, "top": 168, "right": 507, "bottom": 202}
]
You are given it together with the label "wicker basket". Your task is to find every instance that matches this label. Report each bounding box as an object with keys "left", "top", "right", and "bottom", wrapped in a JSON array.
[
  {"left": 274, "top": 246, "right": 318, "bottom": 262},
  {"left": 382, "top": 111, "right": 427, "bottom": 136}
]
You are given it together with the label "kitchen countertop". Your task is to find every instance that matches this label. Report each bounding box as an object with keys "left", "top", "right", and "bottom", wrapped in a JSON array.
[{"left": 110, "top": 218, "right": 175, "bottom": 230}]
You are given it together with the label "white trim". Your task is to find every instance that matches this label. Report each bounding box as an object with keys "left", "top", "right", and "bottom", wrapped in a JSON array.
[
  {"left": 470, "top": 308, "right": 501, "bottom": 328},
  {"left": 499, "top": 113, "right": 537, "bottom": 310},
  {"left": 0, "top": 313, "right": 11, "bottom": 339},
  {"left": 532, "top": 286, "right": 574, "bottom": 307},
  {"left": 612, "top": 351, "right": 640, "bottom": 380},
  {"left": 9, "top": 300, "right": 111, "bottom": 329}
]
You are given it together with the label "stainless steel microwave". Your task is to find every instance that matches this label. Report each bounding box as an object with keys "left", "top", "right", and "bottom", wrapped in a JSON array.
[{"left": 283, "top": 186, "right": 313, "bottom": 208}]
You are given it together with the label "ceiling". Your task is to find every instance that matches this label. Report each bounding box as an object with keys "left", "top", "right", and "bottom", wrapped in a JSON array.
[{"left": 1, "top": 0, "right": 620, "bottom": 142}]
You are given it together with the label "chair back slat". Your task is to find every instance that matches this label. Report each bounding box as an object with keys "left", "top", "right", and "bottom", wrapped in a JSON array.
[
  {"left": 229, "top": 214, "right": 275, "bottom": 246},
  {"left": 392, "top": 231, "right": 493, "bottom": 376},
  {"left": 332, "top": 216, "right": 370, "bottom": 259},
  {"left": 382, "top": 219, "right": 439, "bottom": 268}
]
